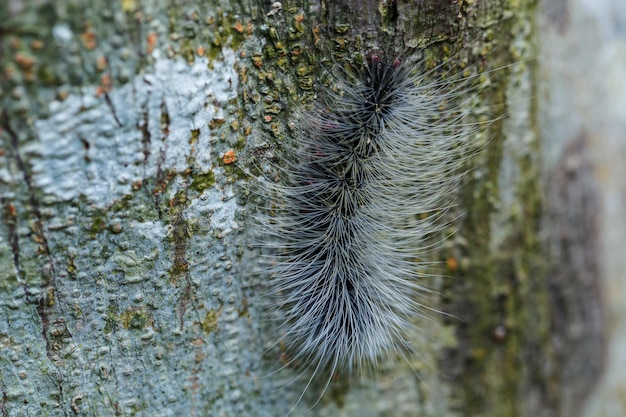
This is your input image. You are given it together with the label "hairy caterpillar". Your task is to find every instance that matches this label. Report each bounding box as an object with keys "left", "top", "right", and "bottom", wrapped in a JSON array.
[{"left": 258, "top": 47, "right": 494, "bottom": 411}]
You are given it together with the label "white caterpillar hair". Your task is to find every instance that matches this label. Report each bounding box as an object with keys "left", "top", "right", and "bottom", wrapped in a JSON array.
[{"left": 259, "top": 49, "right": 489, "bottom": 409}]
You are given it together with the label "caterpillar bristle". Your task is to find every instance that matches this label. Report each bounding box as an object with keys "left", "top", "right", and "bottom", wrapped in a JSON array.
[{"left": 253, "top": 46, "right": 496, "bottom": 413}]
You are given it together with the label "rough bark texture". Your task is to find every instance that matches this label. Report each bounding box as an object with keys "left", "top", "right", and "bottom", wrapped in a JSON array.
[{"left": 0, "top": 0, "right": 622, "bottom": 416}]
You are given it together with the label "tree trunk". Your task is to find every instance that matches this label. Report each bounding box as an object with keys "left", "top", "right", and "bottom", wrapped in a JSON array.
[{"left": 0, "top": 0, "right": 622, "bottom": 416}]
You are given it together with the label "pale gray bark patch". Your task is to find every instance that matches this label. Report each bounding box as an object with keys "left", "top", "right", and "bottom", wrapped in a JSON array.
[{"left": 31, "top": 49, "right": 238, "bottom": 208}]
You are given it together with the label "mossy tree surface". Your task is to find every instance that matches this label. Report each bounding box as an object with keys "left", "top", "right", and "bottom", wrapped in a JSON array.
[{"left": 0, "top": 0, "right": 620, "bottom": 416}]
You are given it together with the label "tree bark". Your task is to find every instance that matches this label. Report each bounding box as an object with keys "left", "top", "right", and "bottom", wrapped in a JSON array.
[{"left": 0, "top": 0, "right": 622, "bottom": 416}]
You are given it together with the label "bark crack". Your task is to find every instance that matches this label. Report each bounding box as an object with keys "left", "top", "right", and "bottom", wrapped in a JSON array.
[
  {"left": 171, "top": 189, "right": 193, "bottom": 328},
  {"left": 140, "top": 107, "right": 151, "bottom": 163},
  {"left": 1, "top": 110, "right": 64, "bottom": 362},
  {"left": 1, "top": 390, "right": 7, "bottom": 417},
  {"left": 104, "top": 92, "right": 122, "bottom": 127},
  {"left": 1, "top": 201, "right": 21, "bottom": 281}
]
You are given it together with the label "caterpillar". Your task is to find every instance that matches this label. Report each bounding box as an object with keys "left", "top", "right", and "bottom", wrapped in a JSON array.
[{"left": 258, "top": 48, "right": 491, "bottom": 411}]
